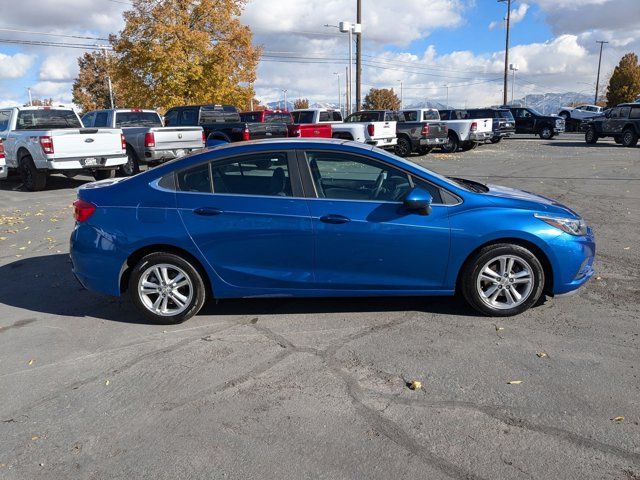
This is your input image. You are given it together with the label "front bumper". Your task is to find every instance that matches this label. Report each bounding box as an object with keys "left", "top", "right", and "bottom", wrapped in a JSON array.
[
  {"left": 47, "top": 154, "right": 127, "bottom": 171},
  {"left": 143, "top": 147, "right": 202, "bottom": 163},
  {"left": 420, "top": 137, "right": 448, "bottom": 146},
  {"left": 549, "top": 227, "right": 596, "bottom": 295},
  {"left": 554, "top": 125, "right": 566, "bottom": 134},
  {"left": 469, "top": 132, "right": 491, "bottom": 142}
]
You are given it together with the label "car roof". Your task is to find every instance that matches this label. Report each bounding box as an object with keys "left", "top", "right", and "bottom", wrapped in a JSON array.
[{"left": 206, "top": 138, "right": 372, "bottom": 153}]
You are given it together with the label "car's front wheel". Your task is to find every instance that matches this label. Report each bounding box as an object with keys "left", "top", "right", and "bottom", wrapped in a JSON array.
[
  {"left": 441, "top": 132, "right": 459, "bottom": 153},
  {"left": 538, "top": 126, "right": 553, "bottom": 139},
  {"left": 621, "top": 128, "right": 638, "bottom": 148},
  {"left": 460, "top": 244, "right": 545, "bottom": 317},
  {"left": 129, "top": 252, "right": 207, "bottom": 324},
  {"left": 585, "top": 127, "right": 598, "bottom": 144}
]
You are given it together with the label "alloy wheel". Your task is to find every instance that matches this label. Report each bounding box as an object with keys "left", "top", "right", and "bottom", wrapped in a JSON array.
[
  {"left": 138, "top": 263, "right": 194, "bottom": 317},
  {"left": 476, "top": 255, "right": 534, "bottom": 310}
]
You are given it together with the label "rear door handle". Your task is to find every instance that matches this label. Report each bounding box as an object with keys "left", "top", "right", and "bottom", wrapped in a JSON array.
[
  {"left": 320, "top": 214, "right": 350, "bottom": 224},
  {"left": 194, "top": 207, "right": 222, "bottom": 216}
]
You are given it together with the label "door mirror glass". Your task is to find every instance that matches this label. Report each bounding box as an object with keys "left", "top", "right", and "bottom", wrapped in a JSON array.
[{"left": 403, "top": 187, "right": 433, "bottom": 215}]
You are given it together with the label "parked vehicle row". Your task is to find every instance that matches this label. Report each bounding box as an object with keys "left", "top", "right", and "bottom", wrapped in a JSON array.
[
  {"left": 0, "top": 106, "right": 128, "bottom": 191},
  {"left": 81, "top": 109, "right": 205, "bottom": 176}
]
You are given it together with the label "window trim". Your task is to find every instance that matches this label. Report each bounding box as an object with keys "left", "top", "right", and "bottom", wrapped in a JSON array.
[{"left": 294, "top": 149, "right": 461, "bottom": 206}]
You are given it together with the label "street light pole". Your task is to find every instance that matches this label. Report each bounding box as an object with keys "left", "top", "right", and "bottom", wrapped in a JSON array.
[
  {"left": 355, "top": 0, "right": 362, "bottom": 111},
  {"left": 594, "top": 40, "right": 608, "bottom": 104},
  {"left": 27, "top": 87, "right": 32, "bottom": 106},
  {"left": 445, "top": 84, "right": 449, "bottom": 109},
  {"left": 333, "top": 72, "right": 342, "bottom": 115},
  {"left": 282, "top": 89, "right": 288, "bottom": 110},
  {"left": 509, "top": 63, "right": 518, "bottom": 104},
  {"left": 99, "top": 45, "right": 115, "bottom": 109},
  {"left": 398, "top": 80, "right": 403, "bottom": 109},
  {"left": 498, "top": 0, "right": 512, "bottom": 106}
]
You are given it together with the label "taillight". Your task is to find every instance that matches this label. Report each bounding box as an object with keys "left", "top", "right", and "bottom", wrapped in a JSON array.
[
  {"left": 421, "top": 124, "right": 430, "bottom": 136},
  {"left": 291, "top": 127, "right": 301, "bottom": 137},
  {"left": 470, "top": 122, "right": 477, "bottom": 132},
  {"left": 73, "top": 199, "right": 96, "bottom": 223},
  {"left": 201, "top": 130, "right": 206, "bottom": 144},
  {"left": 242, "top": 127, "right": 250, "bottom": 141},
  {"left": 120, "top": 133, "right": 127, "bottom": 151},
  {"left": 144, "top": 132, "right": 155, "bottom": 148},
  {"left": 39, "top": 136, "right": 54, "bottom": 154},
  {"left": 0, "top": 141, "right": 4, "bottom": 160},
  {"left": 367, "top": 124, "right": 375, "bottom": 136}
]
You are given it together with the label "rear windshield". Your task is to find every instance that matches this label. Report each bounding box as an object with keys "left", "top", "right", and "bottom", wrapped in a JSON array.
[
  {"left": 291, "top": 111, "right": 315, "bottom": 124},
  {"left": 116, "top": 111, "right": 162, "bottom": 127},
  {"left": 467, "top": 109, "right": 493, "bottom": 119},
  {"left": 346, "top": 112, "right": 383, "bottom": 123},
  {"left": 16, "top": 109, "right": 81, "bottom": 130},
  {"left": 199, "top": 106, "right": 240, "bottom": 123},
  {"left": 265, "top": 113, "right": 292, "bottom": 124},
  {"left": 498, "top": 110, "right": 514, "bottom": 120},
  {"left": 239, "top": 112, "right": 261, "bottom": 122}
]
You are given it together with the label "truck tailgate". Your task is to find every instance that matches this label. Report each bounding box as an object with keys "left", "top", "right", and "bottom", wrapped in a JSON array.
[
  {"left": 372, "top": 121, "right": 396, "bottom": 140},
  {"left": 474, "top": 118, "right": 493, "bottom": 134},
  {"left": 151, "top": 127, "right": 204, "bottom": 149},
  {"left": 50, "top": 129, "right": 124, "bottom": 158}
]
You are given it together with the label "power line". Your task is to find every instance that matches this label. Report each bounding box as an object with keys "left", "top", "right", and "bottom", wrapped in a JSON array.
[
  {"left": 0, "top": 38, "right": 110, "bottom": 50},
  {"left": 0, "top": 28, "right": 108, "bottom": 41}
]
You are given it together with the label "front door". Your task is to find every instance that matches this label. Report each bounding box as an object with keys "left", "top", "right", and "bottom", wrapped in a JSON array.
[
  {"left": 176, "top": 151, "right": 314, "bottom": 290},
  {"left": 300, "top": 150, "right": 451, "bottom": 291}
]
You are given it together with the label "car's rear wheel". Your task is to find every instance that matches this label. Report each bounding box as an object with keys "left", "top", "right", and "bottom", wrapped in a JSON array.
[
  {"left": 461, "top": 141, "right": 478, "bottom": 151},
  {"left": 441, "top": 132, "right": 459, "bottom": 153},
  {"left": 538, "top": 126, "right": 553, "bottom": 139},
  {"left": 394, "top": 136, "right": 412, "bottom": 157},
  {"left": 19, "top": 154, "right": 47, "bottom": 191},
  {"left": 490, "top": 137, "right": 502, "bottom": 144},
  {"left": 621, "top": 128, "right": 638, "bottom": 147},
  {"left": 119, "top": 148, "right": 140, "bottom": 177},
  {"left": 418, "top": 146, "right": 433, "bottom": 155},
  {"left": 93, "top": 169, "right": 115, "bottom": 181},
  {"left": 460, "top": 244, "right": 545, "bottom": 317},
  {"left": 129, "top": 252, "right": 207, "bottom": 324},
  {"left": 585, "top": 127, "right": 598, "bottom": 144}
]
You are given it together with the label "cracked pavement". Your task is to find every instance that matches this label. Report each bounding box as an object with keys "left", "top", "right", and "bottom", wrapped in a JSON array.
[{"left": 0, "top": 134, "right": 639, "bottom": 479}]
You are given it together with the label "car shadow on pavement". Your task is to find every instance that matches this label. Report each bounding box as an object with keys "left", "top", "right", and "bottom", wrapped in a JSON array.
[
  {"left": 0, "top": 174, "right": 93, "bottom": 192},
  {"left": 0, "top": 254, "right": 478, "bottom": 324},
  {"left": 543, "top": 141, "right": 622, "bottom": 148}
]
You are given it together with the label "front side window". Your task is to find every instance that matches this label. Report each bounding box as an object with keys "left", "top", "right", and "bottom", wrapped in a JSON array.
[
  {"left": 164, "top": 109, "right": 179, "bottom": 126},
  {"left": 319, "top": 111, "right": 331, "bottom": 122},
  {"left": 609, "top": 108, "right": 621, "bottom": 119},
  {"left": 619, "top": 107, "right": 631, "bottom": 119},
  {"left": 629, "top": 107, "right": 640, "bottom": 119},
  {"left": 305, "top": 151, "right": 413, "bottom": 202},
  {"left": 403, "top": 111, "right": 417, "bottom": 121},
  {"left": 116, "top": 111, "right": 162, "bottom": 127},
  {"left": 292, "top": 111, "right": 315, "bottom": 123},
  {"left": 332, "top": 111, "right": 343, "bottom": 121},
  {"left": 211, "top": 153, "right": 292, "bottom": 197},
  {"left": 180, "top": 109, "right": 198, "bottom": 125},
  {"left": 423, "top": 110, "right": 439, "bottom": 121},
  {"left": 81, "top": 112, "right": 96, "bottom": 127}
]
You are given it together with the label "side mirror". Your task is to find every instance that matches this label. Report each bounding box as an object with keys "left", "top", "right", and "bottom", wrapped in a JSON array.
[
  {"left": 403, "top": 187, "right": 433, "bottom": 215},
  {"left": 604, "top": 110, "right": 611, "bottom": 118}
]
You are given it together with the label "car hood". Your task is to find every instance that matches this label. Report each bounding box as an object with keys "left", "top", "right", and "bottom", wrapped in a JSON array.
[{"left": 483, "top": 183, "right": 580, "bottom": 218}]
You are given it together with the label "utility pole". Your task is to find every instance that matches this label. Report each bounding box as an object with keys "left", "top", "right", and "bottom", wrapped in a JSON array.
[
  {"left": 594, "top": 40, "right": 608, "bottom": 104},
  {"left": 282, "top": 89, "right": 288, "bottom": 110},
  {"left": 99, "top": 46, "right": 115, "bottom": 109},
  {"left": 398, "top": 81, "right": 403, "bottom": 109},
  {"left": 27, "top": 87, "right": 32, "bottom": 106},
  {"left": 509, "top": 63, "right": 518, "bottom": 104},
  {"left": 345, "top": 66, "right": 349, "bottom": 114},
  {"left": 333, "top": 72, "right": 342, "bottom": 115},
  {"left": 445, "top": 84, "right": 449, "bottom": 109},
  {"left": 498, "top": 0, "right": 512, "bottom": 106},
  {"left": 355, "top": 0, "right": 362, "bottom": 111}
]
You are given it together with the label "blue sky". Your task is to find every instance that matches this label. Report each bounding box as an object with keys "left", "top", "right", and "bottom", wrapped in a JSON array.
[{"left": 0, "top": 0, "right": 638, "bottom": 108}]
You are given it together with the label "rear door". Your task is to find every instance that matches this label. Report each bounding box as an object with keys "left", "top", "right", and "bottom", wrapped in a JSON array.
[
  {"left": 603, "top": 107, "right": 621, "bottom": 134},
  {"left": 175, "top": 150, "right": 314, "bottom": 290},
  {"left": 299, "top": 149, "right": 451, "bottom": 290}
]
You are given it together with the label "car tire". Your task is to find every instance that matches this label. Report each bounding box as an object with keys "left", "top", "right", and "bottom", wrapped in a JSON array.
[
  {"left": 129, "top": 252, "right": 207, "bottom": 324},
  {"left": 585, "top": 127, "right": 598, "bottom": 144},
  {"left": 394, "top": 136, "right": 412, "bottom": 157},
  {"left": 19, "top": 154, "right": 47, "bottom": 191},
  {"left": 614, "top": 135, "right": 622, "bottom": 144},
  {"left": 460, "top": 243, "right": 545, "bottom": 317},
  {"left": 93, "top": 169, "right": 115, "bottom": 181},
  {"left": 460, "top": 141, "right": 478, "bottom": 151},
  {"left": 418, "top": 146, "right": 434, "bottom": 155},
  {"left": 538, "top": 126, "right": 553, "bottom": 139},
  {"left": 441, "top": 132, "right": 459, "bottom": 153},
  {"left": 119, "top": 148, "right": 140, "bottom": 177},
  {"left": 490, "top": 137, "right": 502, "bottom": 144},
  {"left": 621, "top": 128, "right": 638, "bottom": 148}
]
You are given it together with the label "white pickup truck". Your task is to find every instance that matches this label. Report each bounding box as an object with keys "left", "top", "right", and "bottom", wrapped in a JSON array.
[
  {"left": 82, "top": 109, "right": 204, "bottom": 176},
  {"left": 333, "top": 110, "right": 398, "bottom": 149},
  {"left": 436, "top": 109, "right": 493, "bottom": 152},
  {"left": 0, "top": 107, "right": 127, "bottom": 190}
]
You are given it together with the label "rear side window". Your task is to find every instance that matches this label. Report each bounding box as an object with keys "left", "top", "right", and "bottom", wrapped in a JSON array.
[
  {"left": 211, "top": 153, "right": 291, "bottom": 197},
  {"left": 332, "top": 111, "right": 343, "bottom": 121},
  {"left": 422, "top": 111, "right": 439, "bottom": 121},
  {"left": 292, "top": 111, "right": 315, "bottom": 123},
  {"left": 16, "top": 109, "right": 82, "bottom": 130},
  {"left": 180, "top": 109, "right": 198, "bottom": 125},
  {"left": 177, "top": 163, "right": 212, "bottom": 193},
  {"left": 319, "top": 111, "right": 331, "bottom": 122},
  {"left": 82, "top": 112, "right": 95, "bottom": 127},
  {"left": 619, "top": 107, "right": 631, "bottom": 119},
  {"left": 164, "top": 109, "right": 179, "bottom": 126},
  {"left": 403, "top": 111, "right": 417, "bottom": 121},
  {"left": 630, "top": 107, "right": 640, "bottom": 119},
  {"left": 93, "top": 111, "right": 109, "bottom": 127},
  {"left": 116, "top": 111, "right": 162, "bottom": 127},
  {"left": 0, "top": 110, "right": 10, "bottom": 131}
]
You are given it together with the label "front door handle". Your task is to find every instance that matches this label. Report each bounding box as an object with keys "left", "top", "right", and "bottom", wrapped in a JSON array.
[
  {"left": 194, "top": 207, "right": 222, "bottom": 216},
  {"left": 320, "top": 214, "right": 351, "bottom": 224}
]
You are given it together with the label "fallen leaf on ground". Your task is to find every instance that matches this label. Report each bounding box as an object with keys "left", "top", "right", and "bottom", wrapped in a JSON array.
[
  {"left": 536, "top": 352, "right": 548, "bottom": 358},
  {"left": 507, "top": 380, "right": 523, "bottom": 385},
  {"left": 408, "top": 380, "right": 422, "bottom": 390},
  {"left": 623, "top": 247, "right": 630, "bottom": 250},
  {"left": 31, "top": 436, "right": 39, "bottom": 441},
  {"left": 105, "top": 380, "right": 110, "bottom": 386},
  {"left": 27, "top": 359, "right": 34, "bottom": 365},
  {"left": 612, "top": 416, "right": 624, "bottom": 423}
]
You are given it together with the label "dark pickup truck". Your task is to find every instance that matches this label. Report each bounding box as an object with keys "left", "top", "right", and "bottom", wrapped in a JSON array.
[
  {"left": 584, "top": 103, "right": 640, "bottom": 147},
  {"left": 466, "top": 108, "right": 515, "bottom": 143},
  {"left": 506, "top": 106, "right": 565, "bottom": 139},
  {"left": 164, "top": 105, "right": 289, "bottom": 143},
  {"left": 396, "top": 109, "right": 448, "bottom": 156}
]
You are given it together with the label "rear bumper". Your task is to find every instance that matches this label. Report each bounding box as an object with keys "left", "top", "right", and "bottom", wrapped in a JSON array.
[
  {"left": 420, "top": 137, "right": 447, "bottom": 146},
  {"left": 47, "top": 154, "right": 127, "bottom": 170},
  {"left": 0, "top": 158, "right": 7, "bottom": 179},
  {"left": 469, "top": 132, "right": 491, "bottom": 141},
  {"left": 143, "top": 147, "right": 202, "bottom": 163},
  {"left": 367, "top": 138, "right": 398, "bottom": 148}
]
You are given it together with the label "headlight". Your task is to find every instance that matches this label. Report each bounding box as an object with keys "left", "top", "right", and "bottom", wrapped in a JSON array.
[{"left": 535, "top": 213, "right": 587, "bottom": 236}]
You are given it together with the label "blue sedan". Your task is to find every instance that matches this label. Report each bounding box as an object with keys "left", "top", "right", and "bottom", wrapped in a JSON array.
[{"left": 70, "top": 139, "right": 595, "bottom": 324}]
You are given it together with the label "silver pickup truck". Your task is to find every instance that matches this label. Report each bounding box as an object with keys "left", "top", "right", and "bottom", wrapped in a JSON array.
[{"left": 82, "top": 109, "right": 204, "bottom": 176}]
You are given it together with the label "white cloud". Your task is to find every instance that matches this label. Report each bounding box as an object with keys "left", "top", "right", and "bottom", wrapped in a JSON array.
[
  {"left": 0, "top": 53, "right": 35, "bottom": 79},
  {"left": 30, "top": 81, "right": 74, "bottom": 103},
  {"left": 39, "top": 53, "right": 79, "bottom": 82},
  {"left": 489, "top": 3, "right": 529, "bottom": 30}
]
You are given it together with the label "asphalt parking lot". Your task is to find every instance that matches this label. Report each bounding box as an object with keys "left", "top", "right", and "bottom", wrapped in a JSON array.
[{"left": 0, "top": 133, "right": 638, "bottom": 479}]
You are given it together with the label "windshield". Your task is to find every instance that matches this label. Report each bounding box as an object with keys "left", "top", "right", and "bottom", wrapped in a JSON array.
[
  {"left": 528, "top": 108, "right": 544, "bottom": 116},
  {"left": 346, "top": 112, "right": 383, "bottom": 123},
  {"left": 115, "top": 111, "right": 162, "bottom": 127},
  {"left": 16, "top": 109, "right": 81, "bottom": 130},
  {"left": 291, "top": 111, "right": 315, "bottom": 124}
]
